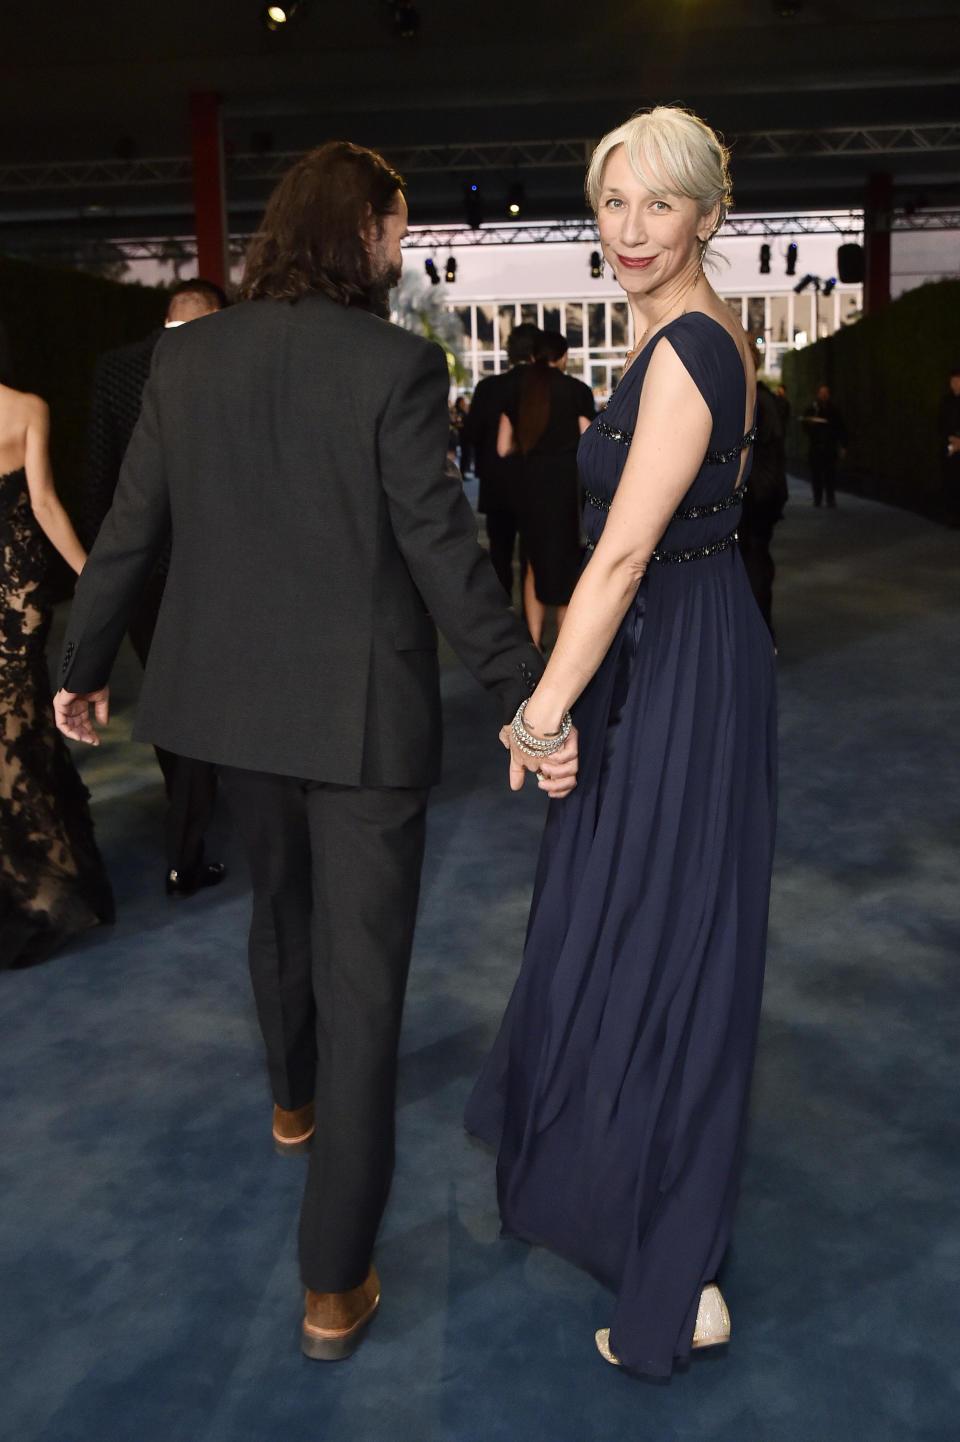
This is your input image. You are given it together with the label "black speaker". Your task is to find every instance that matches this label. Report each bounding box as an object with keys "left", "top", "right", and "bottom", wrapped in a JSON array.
[{"left": 837, "top": 243, "right": 865, "bottom": 283}]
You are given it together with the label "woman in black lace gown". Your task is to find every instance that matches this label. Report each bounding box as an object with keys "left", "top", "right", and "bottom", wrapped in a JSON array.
[{"left": 0, "top": 380, "right": 114, "bottom": 967}]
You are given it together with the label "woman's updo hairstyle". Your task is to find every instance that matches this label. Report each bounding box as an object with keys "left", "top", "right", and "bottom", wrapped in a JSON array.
[{"left": 586, "top": 106, "right": 732, "bottom": 247}]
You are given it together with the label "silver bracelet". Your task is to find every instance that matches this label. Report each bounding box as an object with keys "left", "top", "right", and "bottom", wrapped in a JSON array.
[{"left": 511, "top": 698, "right": 573, "bottom": 758}]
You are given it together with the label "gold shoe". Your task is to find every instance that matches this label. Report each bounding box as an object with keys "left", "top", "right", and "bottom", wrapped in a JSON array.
[
  {"left": 594, "top": 1284, "right": 731, "bottom": 1366},
  {"left": 595, "top": 1327, "right": 619, "bottom": 1365},
  {"left": 302, "top": 1266, "right": 380, "bottom": 1361},
  {"left": 692, "top": 1283, "right": 731, "bottom": 1349}
]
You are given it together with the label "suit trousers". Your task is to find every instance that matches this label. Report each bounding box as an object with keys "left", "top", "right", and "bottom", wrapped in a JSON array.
[
  {"left": 218, "top": 765, "right": 429, "bottom": 1293},
  {"left": 809, "top": 451, "right": 837, "bottom": 507}
]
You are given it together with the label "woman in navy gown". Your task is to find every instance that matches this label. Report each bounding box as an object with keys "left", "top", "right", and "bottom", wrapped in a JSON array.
[{"left": 466, "top": 107, "right": 777, "bottom": 1378}]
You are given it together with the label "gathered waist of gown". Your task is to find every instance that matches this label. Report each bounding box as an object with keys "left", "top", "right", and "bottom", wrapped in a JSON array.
[{"left": 582, "top": 483, "right": 744, "bottom": 565}]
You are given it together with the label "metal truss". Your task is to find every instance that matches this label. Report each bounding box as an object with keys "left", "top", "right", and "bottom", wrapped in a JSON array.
[
  {"left": 0, "top": 157, "right": 191, "bottom": 191},
  {"left": 6, "top": 206, "right": 960, "bottom": 268},
  {"left": 730, "top": 124, "right": 960, "bottom": 161},
  {"left": 2, "top": 123, "right": 960, "bottom": 194}
]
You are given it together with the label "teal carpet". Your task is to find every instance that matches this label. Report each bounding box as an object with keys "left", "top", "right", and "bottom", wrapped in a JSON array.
[{"left": 1, "top": 491, "right": 958, "bottom": 1441}]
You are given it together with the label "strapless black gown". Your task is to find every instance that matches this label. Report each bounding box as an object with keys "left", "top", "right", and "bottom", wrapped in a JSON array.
[
  {"left": 0, "top": 467, "right": 114, "bottom": 967},
  {"left": 467, "top": 315, "right": 777, "bottom": 1378}
]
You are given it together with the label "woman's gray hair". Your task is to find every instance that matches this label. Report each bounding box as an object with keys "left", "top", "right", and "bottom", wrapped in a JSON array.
[{"left": 586, "top": 106, "right": 732, "bottom": 242}]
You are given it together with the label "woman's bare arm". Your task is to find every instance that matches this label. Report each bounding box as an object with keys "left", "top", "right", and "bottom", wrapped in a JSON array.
[{"left": 24, "top": 398, "right": 86, "bottom": 574}]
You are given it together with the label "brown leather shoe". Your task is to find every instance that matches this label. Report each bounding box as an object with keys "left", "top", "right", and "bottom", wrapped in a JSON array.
[
  {"left": 302, "top": 1266, "right": 380, "bottom": 1361},
  {"left": 272, "top": 1101, "right": 315, "bottom": 1156}
]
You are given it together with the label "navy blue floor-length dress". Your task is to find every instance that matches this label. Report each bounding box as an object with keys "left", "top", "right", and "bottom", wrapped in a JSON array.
[{"left": 466, "top": 313, "right": 778, "bottom": 1378}]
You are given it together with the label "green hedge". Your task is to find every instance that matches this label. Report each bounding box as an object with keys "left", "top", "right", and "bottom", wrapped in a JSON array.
[
  {"left": 781, "top": 279, "right": 960, "bottom": 518},
  {"left": 0, "top": 256, "right": 166, "bottom": 519}
]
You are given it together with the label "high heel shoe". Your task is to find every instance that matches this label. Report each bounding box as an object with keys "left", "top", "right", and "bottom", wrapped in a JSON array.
[{"left": 595, "top": 1283, "right": 731, "bottom": 1366}]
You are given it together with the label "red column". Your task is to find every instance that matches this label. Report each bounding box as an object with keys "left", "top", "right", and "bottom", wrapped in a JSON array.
[
  {"left": 189, "top": 93, "right": 228, "bottom": 288},
  {"left": 864, "top": 171, "right": 892, "bottom": 315}
]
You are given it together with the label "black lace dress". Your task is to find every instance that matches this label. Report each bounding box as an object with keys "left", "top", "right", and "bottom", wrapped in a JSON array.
[{"left": 0, "top": 467, "right": 114, "bottom": 967}]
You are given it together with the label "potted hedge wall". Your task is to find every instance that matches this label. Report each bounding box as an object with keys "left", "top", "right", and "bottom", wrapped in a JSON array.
[
  {"left": 781, "top": 278, "right": 960, "bottom": 520},
  {"left": 0, "top": 256, "right": 166, "bottom": 519}
]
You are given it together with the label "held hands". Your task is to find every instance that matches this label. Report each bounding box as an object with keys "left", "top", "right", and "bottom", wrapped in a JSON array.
[
  {"left": 499, "top": 723, "right": 579, "bottom": 798},
  {"left": 53, "top": 687, "right": 110, "bottom": 746}
]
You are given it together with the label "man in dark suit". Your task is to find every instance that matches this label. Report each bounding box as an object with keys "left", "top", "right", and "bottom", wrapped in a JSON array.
[
  {"left": 461, "top": 321, "right": 540, "bottom": 598},
  {"left": 54, "top": 143, "right": 569, "bottom": 1360},
  {"left": 801, "top": 382, "right": 847, "bottom": 508},
  {"left": 82, "top": 278, "right": 229, "bottom": 896}
]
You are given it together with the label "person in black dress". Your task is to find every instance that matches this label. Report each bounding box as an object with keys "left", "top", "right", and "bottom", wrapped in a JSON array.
[
  {"left": 467, "top": 105, "right": 776, "bottom": 1379},
  {"left": 460, "top": 323, "right": 540, "bottom": 599},
  {"left": 0, "top": 378, "right": 113, "bottom": 966},
  {"left": 498, "top": 331, "right": 595, "bottom": 646}
]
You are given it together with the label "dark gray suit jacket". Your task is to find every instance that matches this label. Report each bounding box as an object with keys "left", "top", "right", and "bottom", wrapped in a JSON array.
[{"left": 59, "top": 294, "right": 542, "bottom": 787}]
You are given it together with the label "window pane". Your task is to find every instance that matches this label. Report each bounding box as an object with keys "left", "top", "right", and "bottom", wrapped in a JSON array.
[
  {"left": 769, "top": 295, "right": 789, "bottom": 344},
  {"left": 610, "top": 301, "right": 629, "bottom": 349},
  {"left": 565, "top": 353, "right": 585, "bottom": 378},
  {"left": 746, "top": 297, "right": 765, "bottom": 336},
  {"left": 453, "top": 306, "right": 472, "bottom": 340},
  {"left": 543, "top": 304, "right": 561, "bottom": 333},
  {"left": 520, "top": 303, "right": 538, "bottom": 327},
  {"left": 480, "top": 356, "right": 497, "bottom": 374},
  {"left": 497, "top": 304, "right": 516, "bottom": 349},
  {"left": 565, "top": 303, "right": 584, "bottom": 347},
  {"left": 588, "top": 302, "right": 606, "bottom": 349},
  {"left": 476, "top": 304, "right": 495, "bottom": 350}
]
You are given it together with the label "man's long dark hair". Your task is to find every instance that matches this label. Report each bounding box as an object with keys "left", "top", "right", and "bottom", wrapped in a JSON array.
[{"left": 239, "top": 141, "right": 404, "bottom": 313}]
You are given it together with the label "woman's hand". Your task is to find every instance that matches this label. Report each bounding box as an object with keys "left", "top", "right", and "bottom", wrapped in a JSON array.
[{"left": 499, "top": 724, "right": 579, "bottom": 798}]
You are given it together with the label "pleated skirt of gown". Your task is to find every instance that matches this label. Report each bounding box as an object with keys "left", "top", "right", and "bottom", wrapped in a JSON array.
[{"left": 466, "top": 543, "right": 777, "bottom": 1378}]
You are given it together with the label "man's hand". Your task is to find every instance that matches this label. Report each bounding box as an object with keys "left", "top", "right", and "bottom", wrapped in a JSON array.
[
  {"left": 499, "top": 724, "right": 579, "bottom": 799},
  {"left": 54, "top": 686, "right": 110, "bottom": 745}
]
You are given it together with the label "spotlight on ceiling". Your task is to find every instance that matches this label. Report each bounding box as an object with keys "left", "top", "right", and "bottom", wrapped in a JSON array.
[
  {"left": 464, "top": 182, "right": 483, "bottom": 230},
  {"left": 589, "top": 250, "right": 603, "bottom": 279},
  {"left": 263, "top": 3, "right": 296, "bottom": 30},
  {"left": 424, "top": 258, "right": 441, "bottom": 286},
  {"left": 785, "top": 242, "right": 797, "bottom": 277},
  {"left": 821, "top": 277, "right": 836, "bottom": 297},
  {"left": 387, "top": 3, "right": 420, "bottom": 38},
  {"left": 759, "top": 243, "right": 771, "bottom": 275},
  {"left": 507, "top": 183, "right": 526, "bottom": 218},
  {"left": 444, "top": 256, "right": 457, "bottom": 283},
  {"left": 794, "top": 273, "right": 817, "bottom": 294}
]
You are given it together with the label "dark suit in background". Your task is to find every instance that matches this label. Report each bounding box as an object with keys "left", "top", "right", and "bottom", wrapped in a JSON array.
[
  {"left": 59, "top": 293, "right": 543, "bottom": 1293},
  {"left": 461, "top": 365, "right": 526, "bottom": 597},
  {"left": 82, "top": 331, "right": 217, "bottom": 887}
]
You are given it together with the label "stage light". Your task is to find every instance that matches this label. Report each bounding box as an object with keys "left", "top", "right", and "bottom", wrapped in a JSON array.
[
  {"left": 821, "top": 277, "right": 836, "bottom": 297},
  {"left": 507, "top": 183, "right": 526, "bottom": 217},
  {"left": 464, "top": 182, "right": 483, "bottom": 230},
  {"left": 759, "top": 243, "right": 771, "bottom": 275},
  {"left": 263, "top": 3, "right": 301, "bottom": 30},
  {"left": 589, "top": 250, "right": 603, "bottom": 279},
  {"left": 794, "top": 273, "right": 816, "bottom": 294},
  {"left": 785, "top": 242, "right": 797, "bottom": 276},
  {"left": 424, "top": 258, "right": 440, "bottom": 286},
  {"left": 444, "top": 256, "right": 457, "bottom": 283}
]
